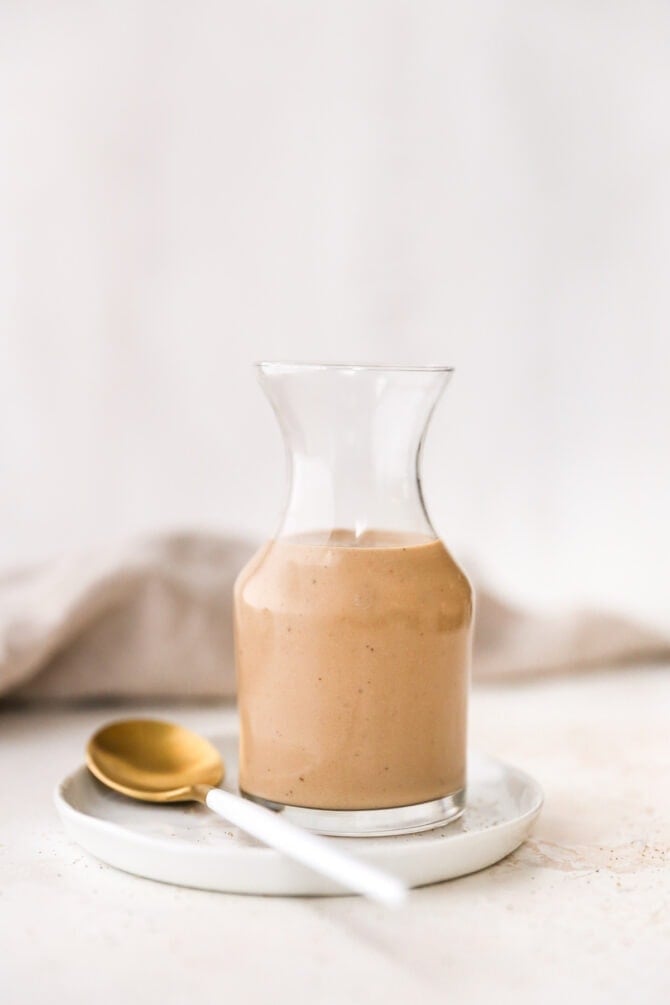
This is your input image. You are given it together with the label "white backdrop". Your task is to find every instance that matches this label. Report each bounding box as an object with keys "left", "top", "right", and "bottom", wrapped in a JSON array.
[{"left": 1, "top": 2, "right": 669, "bottom": 627}]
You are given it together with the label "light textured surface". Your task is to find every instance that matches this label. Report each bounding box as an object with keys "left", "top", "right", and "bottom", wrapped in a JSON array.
[{"left": 1, "top": 666, "right": 668, "bottom": 1004}]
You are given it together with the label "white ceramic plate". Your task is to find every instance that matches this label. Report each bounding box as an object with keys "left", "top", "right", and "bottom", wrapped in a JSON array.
[{"left": 54, "top": 737, "right": 543, "bottom": 896}]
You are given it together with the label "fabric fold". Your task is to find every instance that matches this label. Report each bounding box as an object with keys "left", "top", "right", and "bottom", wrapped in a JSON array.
[{"left": 1, "top": 532, "right": 667, "bottom": 700}]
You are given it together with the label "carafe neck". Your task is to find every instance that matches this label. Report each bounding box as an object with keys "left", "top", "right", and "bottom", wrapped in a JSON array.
[{"left": 258, "top": 363, "right": 452, "bottom": 543}]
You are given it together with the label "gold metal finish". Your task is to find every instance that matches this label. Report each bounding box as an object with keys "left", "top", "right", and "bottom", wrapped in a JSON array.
[{"left": 87, "top": 719, "right": 224, "bottom": 804}]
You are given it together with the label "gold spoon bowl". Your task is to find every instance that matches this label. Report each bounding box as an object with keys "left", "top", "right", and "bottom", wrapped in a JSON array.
[{"left": 88, "top": 719, "right": 223, "bottom": 803}]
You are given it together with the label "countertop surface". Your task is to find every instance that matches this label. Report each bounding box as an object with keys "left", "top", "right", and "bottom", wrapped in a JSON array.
[{"left": 1, "top": 665, "right": 668, "bottom": 1005}]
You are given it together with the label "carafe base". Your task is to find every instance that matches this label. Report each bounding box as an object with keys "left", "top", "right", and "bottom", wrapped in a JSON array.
[{"left": 240, "top": 787, "right": 466, "bottom": 837}]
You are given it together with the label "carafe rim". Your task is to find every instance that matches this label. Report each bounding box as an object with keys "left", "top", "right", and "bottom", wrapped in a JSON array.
[{"left": 255, "top": 360, "right": 454, "bottom": 375}]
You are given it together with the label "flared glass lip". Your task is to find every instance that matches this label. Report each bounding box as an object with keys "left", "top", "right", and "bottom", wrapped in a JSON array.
[{"left": 256, "top": 361, "right": 454, "bottom": 374}]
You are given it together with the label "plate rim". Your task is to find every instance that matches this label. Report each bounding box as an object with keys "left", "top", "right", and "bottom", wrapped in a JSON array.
[{"left": 54, "top": 751, "right": 544, "bottom": 864}]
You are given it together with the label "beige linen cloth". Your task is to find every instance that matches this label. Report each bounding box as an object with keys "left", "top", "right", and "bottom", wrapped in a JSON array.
[{"left": 1, "top": 532, "right": 667, "bottom": 700}]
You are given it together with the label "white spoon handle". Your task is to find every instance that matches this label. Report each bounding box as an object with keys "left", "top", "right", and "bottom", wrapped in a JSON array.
[{"left": 204, "top": 787, "right": 407, "bottom": 907}]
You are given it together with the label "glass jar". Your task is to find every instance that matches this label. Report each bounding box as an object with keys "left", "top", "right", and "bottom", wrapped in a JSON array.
[{"left": 234, "top": 362, "right": 473, "bottom": 835}]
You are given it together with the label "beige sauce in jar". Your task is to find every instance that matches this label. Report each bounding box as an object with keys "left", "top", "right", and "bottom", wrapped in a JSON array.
[{"left": 234, "top": 530, "right": 472, "bottom": 810}]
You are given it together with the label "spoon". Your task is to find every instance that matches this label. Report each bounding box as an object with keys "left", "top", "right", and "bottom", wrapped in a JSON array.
[{"left": 87, "top": 718, "right": 407, "bottom": 907}]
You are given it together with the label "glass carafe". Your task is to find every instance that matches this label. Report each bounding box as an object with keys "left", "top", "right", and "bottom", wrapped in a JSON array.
[{"left": 234, "top": 362, "right": 473, "bottom": 836}]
